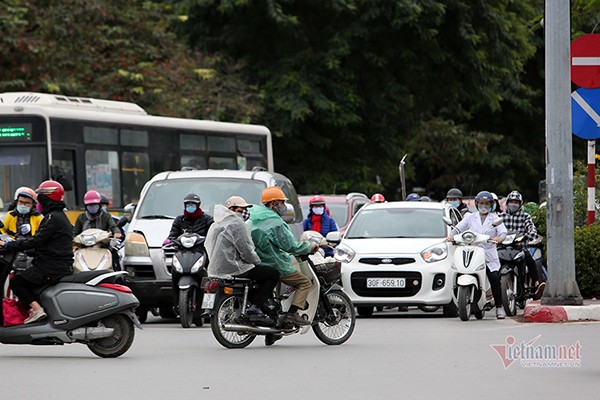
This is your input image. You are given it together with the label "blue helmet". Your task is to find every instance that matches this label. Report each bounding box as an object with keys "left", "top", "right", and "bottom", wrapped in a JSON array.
[
  {"left": 406, "top": 193, "right": 421, "bottom": 201},
  {"left": 474, "top": 191, "right": 493, "bottom": 204}
]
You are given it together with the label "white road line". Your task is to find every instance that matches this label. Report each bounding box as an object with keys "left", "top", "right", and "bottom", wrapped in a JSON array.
[{"left": 572, "top": 91, "right": 600, "bottom": 127}]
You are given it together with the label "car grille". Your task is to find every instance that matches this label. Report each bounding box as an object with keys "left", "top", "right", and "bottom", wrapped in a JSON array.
[
  {"left": 125, "top": 265, "right": 156, "bottom": 279},
  {"left": 350, "top": 271, "right": 422, "bottom": 297},
  {"left": 358, "top": 257, "right": 415, "bottom": 265}
]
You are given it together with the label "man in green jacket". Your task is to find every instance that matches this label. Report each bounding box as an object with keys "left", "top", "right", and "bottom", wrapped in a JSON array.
[{"left": 249, "top": 186, "right": 317, "bottom": 326}]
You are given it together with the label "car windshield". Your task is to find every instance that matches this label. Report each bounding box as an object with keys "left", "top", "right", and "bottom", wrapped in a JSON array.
[
  {"left": 136, "top": 178, "right": 267, "bottom": 218},
  {"left": 345, "top": 208, "right": 446, "bottom": 239}
]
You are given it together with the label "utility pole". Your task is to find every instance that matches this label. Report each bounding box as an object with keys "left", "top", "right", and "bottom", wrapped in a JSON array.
[{"left": 542, "top": 0, "right": 583, "bottom": 305}]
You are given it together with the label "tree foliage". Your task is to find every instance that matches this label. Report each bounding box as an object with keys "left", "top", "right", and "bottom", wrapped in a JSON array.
[{"left": 179, "top": 0, "right": 539, "bottom": 197}]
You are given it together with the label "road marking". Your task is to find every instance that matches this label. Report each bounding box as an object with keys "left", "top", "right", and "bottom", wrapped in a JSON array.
[
  {"left": 573, "top": 57, "right": 600, "bottom": 66},
  {"left": 572, "top": 91, "right": 600, "bottom": 127}
]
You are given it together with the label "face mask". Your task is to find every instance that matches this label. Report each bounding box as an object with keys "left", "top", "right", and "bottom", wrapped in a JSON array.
[
  {"left": 507, "top": 204, "right": 520, "bottom": 214},
  {"left": 449, "top": 201, "right": 460, "bottom": 208},
  {"left": 275, "top": 204, "right": 288, "bottom": 216},
  {"left": 16, "top": 204, "right": 31, "bottom": 214},
  {"left": 312, "top": 206, "right": 325, "bottom": 216},
  {"left": 86, "top": 204, "right": 101, "bottom": 215},
  {"left": 102, "top": 206, "right": 108, "bottom": 212},
  {"left": 185, "top": 204, "right": 197, "bottom": 213},
  {"left": 492, "top": 203, "right": 497, "bottom": 212},
  {"left": 478, "top": 205, "right": 491, "bottom": 214},
  {"left": 237, "top": 209, "right": 250, "bottom": 222}
]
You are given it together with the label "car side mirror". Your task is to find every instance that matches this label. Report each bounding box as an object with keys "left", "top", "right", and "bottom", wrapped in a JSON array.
[
  {"left": 325, "top": 231, "right": 341, "bottom": 244},
  {"left": 123, "top": 203, "right": 136, "bottom": 214}
]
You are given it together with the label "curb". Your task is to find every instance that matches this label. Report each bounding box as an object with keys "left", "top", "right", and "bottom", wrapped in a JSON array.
[{"left": 523, "top": 300, "right": 600, "bottom": 322}]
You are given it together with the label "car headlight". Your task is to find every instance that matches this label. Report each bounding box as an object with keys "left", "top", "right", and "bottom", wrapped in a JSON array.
[
  {"left": 180, "top": 236, "right": 197, "bottom": 249},
  {"left": 124, "top": 232, "right": 150, "bottom": 257},
  {"left": 172, "top": 256, "right": 183, "bottom": 273},
  {"left": 334, "top": 243, "right": 356, "bottom": 263},
  {"left": 421, "top": 243, "right": 448, "bottom": 263}
]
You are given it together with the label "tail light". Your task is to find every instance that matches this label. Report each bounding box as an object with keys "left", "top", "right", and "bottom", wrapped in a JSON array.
[{"left": 100, "top": 283, "right": 133, "bottom": 293}]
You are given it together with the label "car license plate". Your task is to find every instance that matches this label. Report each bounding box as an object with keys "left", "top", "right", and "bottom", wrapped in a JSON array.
[
  {"left": 366, "top": 278, "right": 406, "bottom": 288},
  {"left": 201, "top": 293, "right": 216, "bottom": 309}
]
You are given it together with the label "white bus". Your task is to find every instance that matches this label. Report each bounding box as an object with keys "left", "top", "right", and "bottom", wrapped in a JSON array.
[{"left": 0, "top": 92, "right": 273, "bottom": 218}]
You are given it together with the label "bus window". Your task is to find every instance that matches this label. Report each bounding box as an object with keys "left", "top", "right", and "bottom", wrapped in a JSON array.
[
  {"left": 208, "top": 136, "right": 235, "bottom": 152},
  {"left": 181, "top": 155, "right": 206, "bottom": 170},
  {"left": 0, "top": 147, "right": 47, "bottom": 209},
  {"left": 121, "top": 129, "right": 149, "bottom": 147},
  {"left": 52, "top": 148, "right": 76, "bottom": 208},
  {"left": 121, "top": 152, "right": 150, "bottom": 206},
  {"left": 208, "top": 157, "right": 236, "bottom": 170},
  {"left": 85, "top": 150, "right": 121, "bottom": 206},
  {"left": 180, "top": 134, "right": 206, "bottom": 151},
  {"left": 83, "top": 126, "right": 118, "bottom": 145}
]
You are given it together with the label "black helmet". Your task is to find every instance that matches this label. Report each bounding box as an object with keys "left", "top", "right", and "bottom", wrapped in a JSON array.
[
  {"left": 100, "top": 194, "right": 109, "bottom": 205},
  {"left": 446, "top": 188, "right": 463, "bottom": 199},
  {"left": 475, "top": 191, "right": 493, "bottom": 204},
  {"left": 183, "top": 193, "right": 201, "bottom": 204},
  {"left": 406, "top": 193, "right": 421, "bottom": 201}
]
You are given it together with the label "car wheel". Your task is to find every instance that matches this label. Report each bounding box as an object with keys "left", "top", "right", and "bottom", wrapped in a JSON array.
[{"left": 418, "top": 305, "right": 440, "bottom": 313}]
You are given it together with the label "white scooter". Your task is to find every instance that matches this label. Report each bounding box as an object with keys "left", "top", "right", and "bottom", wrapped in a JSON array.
[
  {"left": 444, "top": 217, "right": 503, "bottom": 321},
  {"left": 73, "top": 229, "right": 117, "bottom": 273}
]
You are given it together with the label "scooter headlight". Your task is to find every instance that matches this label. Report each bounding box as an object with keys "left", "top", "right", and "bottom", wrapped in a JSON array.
[
  {"left": 334, "top": 243, "right": 356, "bottom": 263},
  {"left": 191, "top": 256, "right": 204, "bottom": 273},
  {"left": 172, "top": 256, "right": 183, "bottom": 273},
  {"left": 421, "top": 243, "right": 448, "bottom": 263},
  {"left": 180, "top": 236, "right": 197, "bottom": 249},
  {"left": 462, "top": 232, "right": 476, "bottom": 244}
]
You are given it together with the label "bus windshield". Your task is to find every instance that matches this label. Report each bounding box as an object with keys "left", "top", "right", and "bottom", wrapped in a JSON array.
[
  {"left": 136, "top": 178, "right": 267, "bottom": 218},
  {"left": 0, "top": 146, "right": 47, "bottom": 210}
]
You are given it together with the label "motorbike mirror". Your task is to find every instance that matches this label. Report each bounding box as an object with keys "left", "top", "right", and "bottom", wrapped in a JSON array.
[
  {"left": 325, "top": 231, "right": 341, "bottom": 244},
  {"left": 442, "top": 216, "right": 453, "bottom": 227},
  {"left": 281, "top": 203, "right": 295, "bottom": 224},
  {"left": 492, "top": 217, "right": 504, "bottom": 227},
  {"left": 117, "top": 216, "right": 129, "bottom": 228}
]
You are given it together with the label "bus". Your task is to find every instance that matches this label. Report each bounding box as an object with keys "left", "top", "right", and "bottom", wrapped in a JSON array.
[{"left": 0, "top": 92, "right": 273, "bottom": 219}]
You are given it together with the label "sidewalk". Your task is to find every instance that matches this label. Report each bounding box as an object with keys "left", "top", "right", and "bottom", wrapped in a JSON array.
[{"left": 523, "top": 299, "right": 600, "bottom": 322}]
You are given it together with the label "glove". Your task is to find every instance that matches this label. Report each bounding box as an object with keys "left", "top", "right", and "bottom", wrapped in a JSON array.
[
  {"left": 20, "top": 224, "right": 31, "bottom": 235},
  {"left": 162, "top": 238, "right": 172, "bottom": 246}
]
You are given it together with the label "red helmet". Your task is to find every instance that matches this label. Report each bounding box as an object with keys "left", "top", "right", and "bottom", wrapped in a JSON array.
[
  {"left": 35, "top": 180, "right": 65, "bottom": 202},
  {"left": 309, "top": 195, "right": 326, "bottom": 206},
  {"left": 84, "top": 190, "right": 102, "bottom": 205},
  {"left": 371, "top": 193, "right": 385, "bottom": 203}
]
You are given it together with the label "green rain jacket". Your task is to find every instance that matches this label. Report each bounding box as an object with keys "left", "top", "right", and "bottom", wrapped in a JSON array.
[{"left": 248, "top": 205, "right": 312, "bottom": 277}]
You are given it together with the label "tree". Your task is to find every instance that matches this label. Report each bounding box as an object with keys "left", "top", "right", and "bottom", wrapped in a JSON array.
[{"left": 178, "top": 0, "right": 539, "bottom": 197}]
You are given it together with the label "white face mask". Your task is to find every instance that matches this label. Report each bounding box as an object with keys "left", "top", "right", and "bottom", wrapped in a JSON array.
[
  {"left": 312, "top": 206, "right": 325, "bottom": 216},
  {"left": 478, "top": 204, "right": 491, "bottom": 214}
]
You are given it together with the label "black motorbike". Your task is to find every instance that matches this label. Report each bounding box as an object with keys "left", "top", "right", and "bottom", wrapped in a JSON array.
[
  {"left": 0, "top": 235, "right": 141, "bottom": 358},
  {"left": 164, "top": 232, "right": 207, "bottom": 328},
  {"left": 498, "top": 232, "right": 527, "bottom": 316}
]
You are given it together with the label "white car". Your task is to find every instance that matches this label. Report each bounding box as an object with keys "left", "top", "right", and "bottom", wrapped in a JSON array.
[{"left": 334, "top": 201, "right": 463, "bottom": 317}]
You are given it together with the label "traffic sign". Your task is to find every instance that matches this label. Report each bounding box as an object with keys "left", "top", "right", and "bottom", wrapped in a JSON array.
[
  {"left": 572, "top": 88, "right": 600, "bottom": 139},
  {"left": 571, "top": 34, "right": 600, "bottom": 88}
]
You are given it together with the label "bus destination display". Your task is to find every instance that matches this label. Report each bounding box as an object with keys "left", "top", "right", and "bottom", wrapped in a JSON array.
[{"left": 0, "top": 124, "right": 33, "bottom": 142}]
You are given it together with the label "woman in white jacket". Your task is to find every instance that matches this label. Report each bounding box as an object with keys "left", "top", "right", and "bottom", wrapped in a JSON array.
[{"left": 447, "top": 191, "right": 508, "bottom": 319}]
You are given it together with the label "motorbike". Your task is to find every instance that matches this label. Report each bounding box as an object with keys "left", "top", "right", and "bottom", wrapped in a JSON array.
[
  {"left": 201, "top": 231, "right": 356, "bottom": 348},
  {"left": 444, "top": 217, "right": 503, "bottom": 321},
  {"left": 497, "top": 232, "right": 526, "bottom": 316},
  {"left": 73, "top": 229, "right": 116, "bottom": 273},
  {"left": 163, "top": 232, "right": 207, "bottom": 328},
  {"left": 0, "top": 235, "right": 141, "bottom": 358}
]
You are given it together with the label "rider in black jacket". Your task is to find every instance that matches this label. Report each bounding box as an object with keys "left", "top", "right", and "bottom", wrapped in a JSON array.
[
  {"left": 0, "top": 180, "right": 74, "bottom": 324},
  {"left": 165, "top": 193, "right": 213, "bottom": 313}
]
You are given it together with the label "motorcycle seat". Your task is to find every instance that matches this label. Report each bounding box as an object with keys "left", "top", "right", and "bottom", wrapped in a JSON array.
[{"left": 59, "top": 270, "right": 112, "bottom": 284}]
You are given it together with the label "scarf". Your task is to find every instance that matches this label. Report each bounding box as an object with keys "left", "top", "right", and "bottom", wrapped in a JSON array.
[
  {"left": 184, "top": 207, "right": 203, "bottom": 219},
  {"left": 311, "top": 214, "right": 322, "bottom": 233}
]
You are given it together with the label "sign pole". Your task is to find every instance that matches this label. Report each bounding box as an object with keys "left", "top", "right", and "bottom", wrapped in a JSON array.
[
  {"left": 543, "top": 0, "right": 583, "bottom": 306},
  {"left": 588, "top": 141, "right": 596, "bottom": 226}
]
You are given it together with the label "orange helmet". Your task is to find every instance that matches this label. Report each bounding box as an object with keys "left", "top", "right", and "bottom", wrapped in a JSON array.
[
  {"left": 309, "top": 195, "right": 326, "bottom": 206},
  {"left": 261, "top": 186, "right": 288, "bottom": 203},
  {"left": 35, "top": 180, "right": 65, "bottom": 202},
  {"left": 371, "top": 193, "right": 385, "bottom": 203},
  {"left": 15, "top": 187, "right": 37, "bottom": 202}
]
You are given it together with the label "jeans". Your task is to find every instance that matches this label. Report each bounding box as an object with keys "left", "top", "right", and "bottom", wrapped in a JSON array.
[{"left": 238, "top": 265, "right": 280, "bottom": 306}]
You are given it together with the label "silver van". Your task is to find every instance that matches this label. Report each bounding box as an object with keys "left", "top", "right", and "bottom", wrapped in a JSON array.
[{"left": 122, "top": 168, "right": 303, "bottom": 321}]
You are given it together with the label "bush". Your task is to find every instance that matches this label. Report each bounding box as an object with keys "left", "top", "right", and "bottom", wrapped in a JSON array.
[{"left": 574, "top": 223, "right": 600, "bottom": 298}]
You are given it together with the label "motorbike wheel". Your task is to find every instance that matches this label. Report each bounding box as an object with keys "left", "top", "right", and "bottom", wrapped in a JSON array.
[
  {"left": 211, "top": 294, "right": 256, "bottom": 349},
  {"left": 457, "top": 286, "right": 472, "bottom": 321},
  {"left": 500, "top": 273, "right": 517, "bottom": 316},
  {"left": 313, "top": 290, "right": 356, "bottom": 346},
  {"left": 87, "top": 314, "right": 135, "bottom": 358},
  {"left": 179, "top": 288, "right": 195, "bottom": 328}
]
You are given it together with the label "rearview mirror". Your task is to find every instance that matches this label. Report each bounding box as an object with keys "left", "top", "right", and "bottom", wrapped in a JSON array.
[
  {"left": 281, "top": 203, "right": 295, "bottom": 224},
  {"left": 442, "top": 216, "right": 453, "bottom": 227},
  {"left": 325, "top": 231, "right": 341, "bottom": 244},
  {"left": 123, "top": 203, "right": 136, "bottom": 214},
  {"left": 117, "top": 216, "right": 129, "bottom": 228},
  {"left": 492, "top": 217, "right": 504, "bottom": 227}
]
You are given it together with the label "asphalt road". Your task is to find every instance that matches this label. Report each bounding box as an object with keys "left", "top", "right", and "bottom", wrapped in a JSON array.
[{"left": 1, "top": 308, "right": 598, "bottom": 400}]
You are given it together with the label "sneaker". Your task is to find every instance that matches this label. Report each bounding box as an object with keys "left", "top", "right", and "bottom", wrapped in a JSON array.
[
  {"left": 285, "top": 312, "right": 310, "bottom": 326},
  {"left": 265, "top": 333, "right": 283, "bottom": 346},
  {"left": 24, "top": 308, "right": 47, "bottom": 324},
  {"left": 496, "top": 307, "right": 506, "bottom": 320},
  {"left": 534, "top": 282, "right": 546, "bottom": 300}
]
